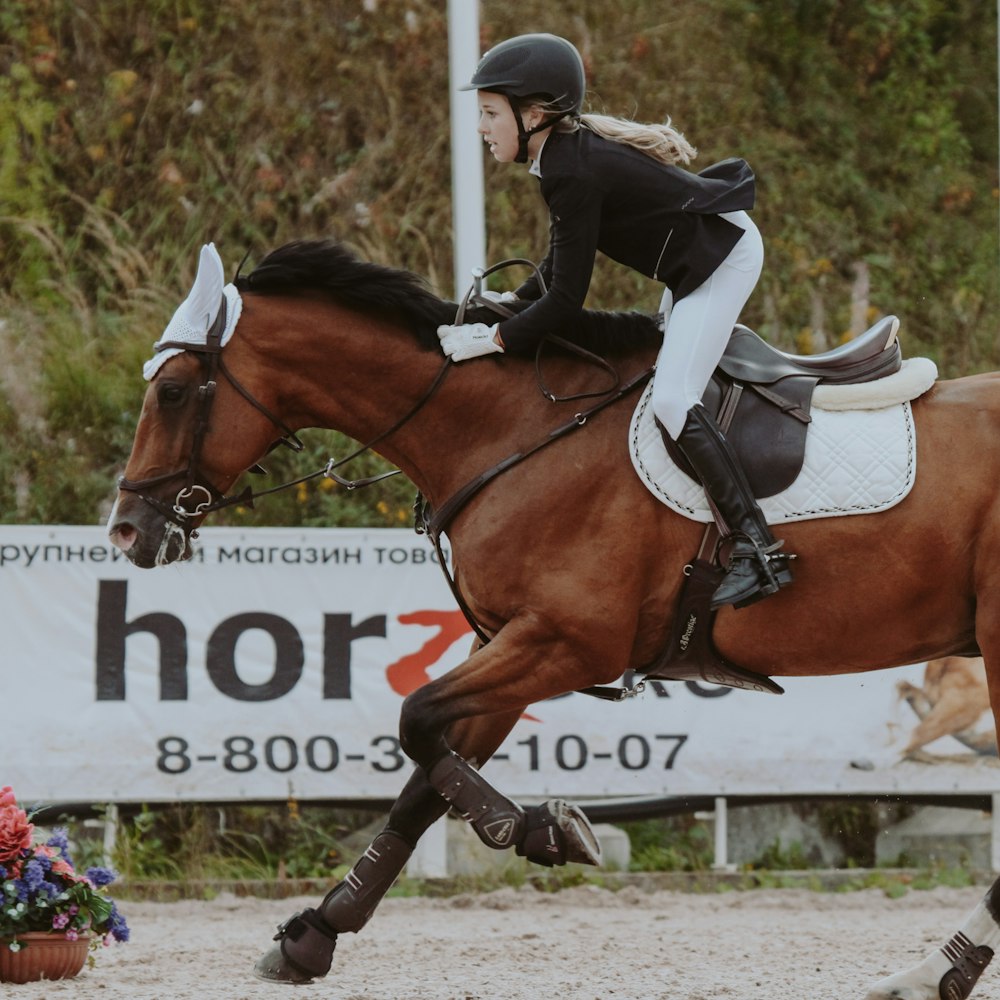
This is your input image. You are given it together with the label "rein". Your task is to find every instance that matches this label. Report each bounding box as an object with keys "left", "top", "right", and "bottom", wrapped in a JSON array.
[{"left": 457, "top": 259, "right": 622, "bottom": 403}]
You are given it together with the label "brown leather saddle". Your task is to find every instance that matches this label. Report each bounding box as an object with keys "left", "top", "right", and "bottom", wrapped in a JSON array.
[{"left": 663, "top": 315, "right": 902, "bottom": 498}]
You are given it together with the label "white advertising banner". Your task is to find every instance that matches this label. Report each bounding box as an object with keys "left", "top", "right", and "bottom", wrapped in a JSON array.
[{"left": 1, "top": 526, "right": 996, "bottom": 804}]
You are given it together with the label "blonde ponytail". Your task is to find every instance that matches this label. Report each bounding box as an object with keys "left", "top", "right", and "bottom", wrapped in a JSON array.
[
  {"left": 578, "top": 113, "right": 697, "bottom": 166},
  {"left": 518, "top": 97, "right": 698, "bottom": 166}
]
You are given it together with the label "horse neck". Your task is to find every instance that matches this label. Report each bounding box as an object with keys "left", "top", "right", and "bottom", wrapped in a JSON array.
[{"left": 244, "top": 294, "right": 532, "bottom": 502}]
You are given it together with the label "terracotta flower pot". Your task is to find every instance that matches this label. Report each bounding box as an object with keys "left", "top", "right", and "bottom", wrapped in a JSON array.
[{"left": 0, "top": 932, "right": 90, "bottom": 983}]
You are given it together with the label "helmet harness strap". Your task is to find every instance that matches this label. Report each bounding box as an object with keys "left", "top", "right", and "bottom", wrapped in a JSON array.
[{"left": 507, "top": 96, "right": 573, "bottom": 164}]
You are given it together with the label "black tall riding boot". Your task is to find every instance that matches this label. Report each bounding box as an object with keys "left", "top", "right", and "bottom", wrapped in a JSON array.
[{"left": 669, "top": 403, "right": 794, "bottom": 610}]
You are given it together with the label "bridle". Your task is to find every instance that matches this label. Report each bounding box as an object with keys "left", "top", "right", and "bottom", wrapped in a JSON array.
[{"left": 117, "top": 291, "right": 446, "bottom": 551}]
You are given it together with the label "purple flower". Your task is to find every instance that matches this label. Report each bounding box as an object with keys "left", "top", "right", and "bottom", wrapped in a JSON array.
[
  {"left": 85, "top": 866, "right": 117, "bottom": 888},
  {"left": 52, "top": 912, "right": 70, "bottom": 929},
  {"left": 32, "top": 878, "right": 58, "bottom": 901},
  {"left": 45, "top": 829, "right": 72, "bottom": 862},
  {"left": 21, "top": 859, "right": 46, "bottom": 892},
  {"left": 13, "top": 858, "right": 47, "bottom": 901},
  {"left": 107, "top": 902, "right": 130, "bottom": 943}
]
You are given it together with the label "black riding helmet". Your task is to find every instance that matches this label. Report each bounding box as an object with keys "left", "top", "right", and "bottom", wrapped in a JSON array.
[{"left": 461, "top": 33, "right": 586, "bottom": 163}]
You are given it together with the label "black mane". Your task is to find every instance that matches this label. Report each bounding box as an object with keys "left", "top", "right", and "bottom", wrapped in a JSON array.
[{"left": 236, "top": 239, "right": 661, "bottom": 358}]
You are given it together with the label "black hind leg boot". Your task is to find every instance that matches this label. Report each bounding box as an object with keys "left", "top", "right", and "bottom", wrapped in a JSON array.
[{"left": 669, "top": 403, "right": 794, "bottom": 610}]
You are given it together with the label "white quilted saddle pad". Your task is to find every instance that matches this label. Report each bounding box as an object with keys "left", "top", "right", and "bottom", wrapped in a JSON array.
[{"left": 630, "top": 382, "right": 920, "bottom": 525}]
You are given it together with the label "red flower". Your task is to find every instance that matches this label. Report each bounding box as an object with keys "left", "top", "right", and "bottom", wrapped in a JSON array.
[{"left": 0, "top": 797, "right": 34, "bottom": 864}]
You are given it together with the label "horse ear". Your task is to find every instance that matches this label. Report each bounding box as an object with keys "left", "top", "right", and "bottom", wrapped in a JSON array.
[{"left": 182, "top": 243, "right": 226, "bottom": 334}]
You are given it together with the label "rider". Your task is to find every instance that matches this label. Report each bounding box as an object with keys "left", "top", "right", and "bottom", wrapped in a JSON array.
[{"left": 436, "top": 32, "right": 793, "bottom": 611}]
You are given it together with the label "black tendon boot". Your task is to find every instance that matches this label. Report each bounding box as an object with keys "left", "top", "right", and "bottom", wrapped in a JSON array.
[{"left": 670, "top": 403, "right": 794, "bottom": 610}]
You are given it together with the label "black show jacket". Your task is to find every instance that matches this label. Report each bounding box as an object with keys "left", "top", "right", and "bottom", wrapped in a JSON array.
[{"left": 500, "top": 126, "right": 756, "bottom": 354}]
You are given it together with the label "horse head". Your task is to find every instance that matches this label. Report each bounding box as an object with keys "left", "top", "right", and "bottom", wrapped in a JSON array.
[
  {"left": 108, "top": 238, "right": 499, "bottom": 568},
  {"left": 107, "top": 244, "right": 297, "bottom": 567}
]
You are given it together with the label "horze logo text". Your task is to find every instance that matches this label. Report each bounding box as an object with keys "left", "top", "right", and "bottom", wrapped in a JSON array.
[{"left": 94, "top": 580, "right": 470, "bottom": 703}]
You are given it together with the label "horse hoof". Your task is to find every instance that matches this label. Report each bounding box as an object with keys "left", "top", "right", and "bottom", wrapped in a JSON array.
[
  {"left": 863, "top": 969, "right": 934, "bottom": 1000},
  {"left": 549, "top": 800, "right": 603, "bottom": 866},
  {"left": 253, "top": 944, "right": 314, "bottom": 984}
]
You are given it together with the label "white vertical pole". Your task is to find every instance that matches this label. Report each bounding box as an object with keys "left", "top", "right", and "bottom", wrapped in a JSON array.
[
  {"left": 447, "top": 0, "right": 486, "bottom": 299},
  {"left": 102, "top": 803, "right": 119, "bottom": 868},
  {"left": 406, "top": 815, "right": 450, "bottom": 878},
  {"left": 404, "top": 4, "right": 482, "bottom": 880},
  {"left": 713, "top": 796, "right": 729, "bottom": 870},
  {"left": 991, "top": 793, "right": 1000, "bottom": 872}
]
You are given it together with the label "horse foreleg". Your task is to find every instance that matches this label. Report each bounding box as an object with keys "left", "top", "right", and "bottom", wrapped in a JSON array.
[
  {"left": 865, "top": 879, "right": 1000, "bottom": 999},
  {"left": 399, "top": 616, "right": 612, "bottom": 870},
  {"left": 253, "top": 791, "right": 426, "bottom": 983},
  {"left": 426, "top": 750, "right": 602, "bottom": 866},
  {"left": 253, "top": 711, "right": 519, "bottom": 983}
]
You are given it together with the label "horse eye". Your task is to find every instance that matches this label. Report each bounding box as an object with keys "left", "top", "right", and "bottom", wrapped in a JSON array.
[{"left": 158, "top": 383, "right": 186, "bottom": 406}]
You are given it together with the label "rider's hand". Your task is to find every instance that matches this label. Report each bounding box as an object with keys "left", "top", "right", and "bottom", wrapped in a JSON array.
[
  {"left": 480, "top": 290, "right": 519, "bottom": 304},
  {"left": 436, "top": 323, "right": 504, "bottom": 362}
]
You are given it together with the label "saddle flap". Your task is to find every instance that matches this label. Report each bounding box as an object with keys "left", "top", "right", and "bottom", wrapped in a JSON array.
[{"left": 665, "top": 371, "right": 818, "bottom": 499}]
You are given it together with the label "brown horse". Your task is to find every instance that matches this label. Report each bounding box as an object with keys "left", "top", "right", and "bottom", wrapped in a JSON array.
[{"left": 108, "top": 240, "right": 1000, "bottom": 1000}]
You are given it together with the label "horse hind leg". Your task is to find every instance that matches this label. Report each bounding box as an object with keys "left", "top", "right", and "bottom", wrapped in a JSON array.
[
  {"left": 868, "top": 637, "right": 1000, "bottom": 997},
  {"left": 864, "top": 881, "right": 999, "bottom": 999}
]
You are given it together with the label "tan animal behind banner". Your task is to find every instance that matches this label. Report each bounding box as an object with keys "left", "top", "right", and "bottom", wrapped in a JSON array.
[{"left": 897, "top": 656, "right": 996, "bottom": 759}]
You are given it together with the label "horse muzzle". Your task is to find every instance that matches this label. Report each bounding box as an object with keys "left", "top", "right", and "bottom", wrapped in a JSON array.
[{"left": 106, "top": 492, "right": 195, "bottom": 568}]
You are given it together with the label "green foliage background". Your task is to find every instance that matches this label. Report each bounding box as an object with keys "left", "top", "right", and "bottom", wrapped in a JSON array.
[{"left": 0, "top": 0, "right": 996, "bottom": 527}]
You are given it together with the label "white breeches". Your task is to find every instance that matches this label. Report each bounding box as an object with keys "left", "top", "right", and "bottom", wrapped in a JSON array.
[{"left": 651, "top": 211, "right": 764, "bottom": 439}]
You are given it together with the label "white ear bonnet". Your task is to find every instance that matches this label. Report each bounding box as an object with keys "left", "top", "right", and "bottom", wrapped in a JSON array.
[{"left": 143, "top": 243, "right": 243, "bottom": 380}]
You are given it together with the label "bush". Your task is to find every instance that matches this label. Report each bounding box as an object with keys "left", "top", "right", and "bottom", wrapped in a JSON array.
[{"left": 1, "top": 0, "right": 996, "bottom": 526}]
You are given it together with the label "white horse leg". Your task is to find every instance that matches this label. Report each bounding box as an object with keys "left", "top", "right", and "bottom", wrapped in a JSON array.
[{"left": 866, "top": 884, "right": 1000, "bottom": 1000}]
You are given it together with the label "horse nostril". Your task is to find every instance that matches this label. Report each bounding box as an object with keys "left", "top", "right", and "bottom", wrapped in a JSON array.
[{"left": 110, "top": 521, "right": 137, "bottom": 552}]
